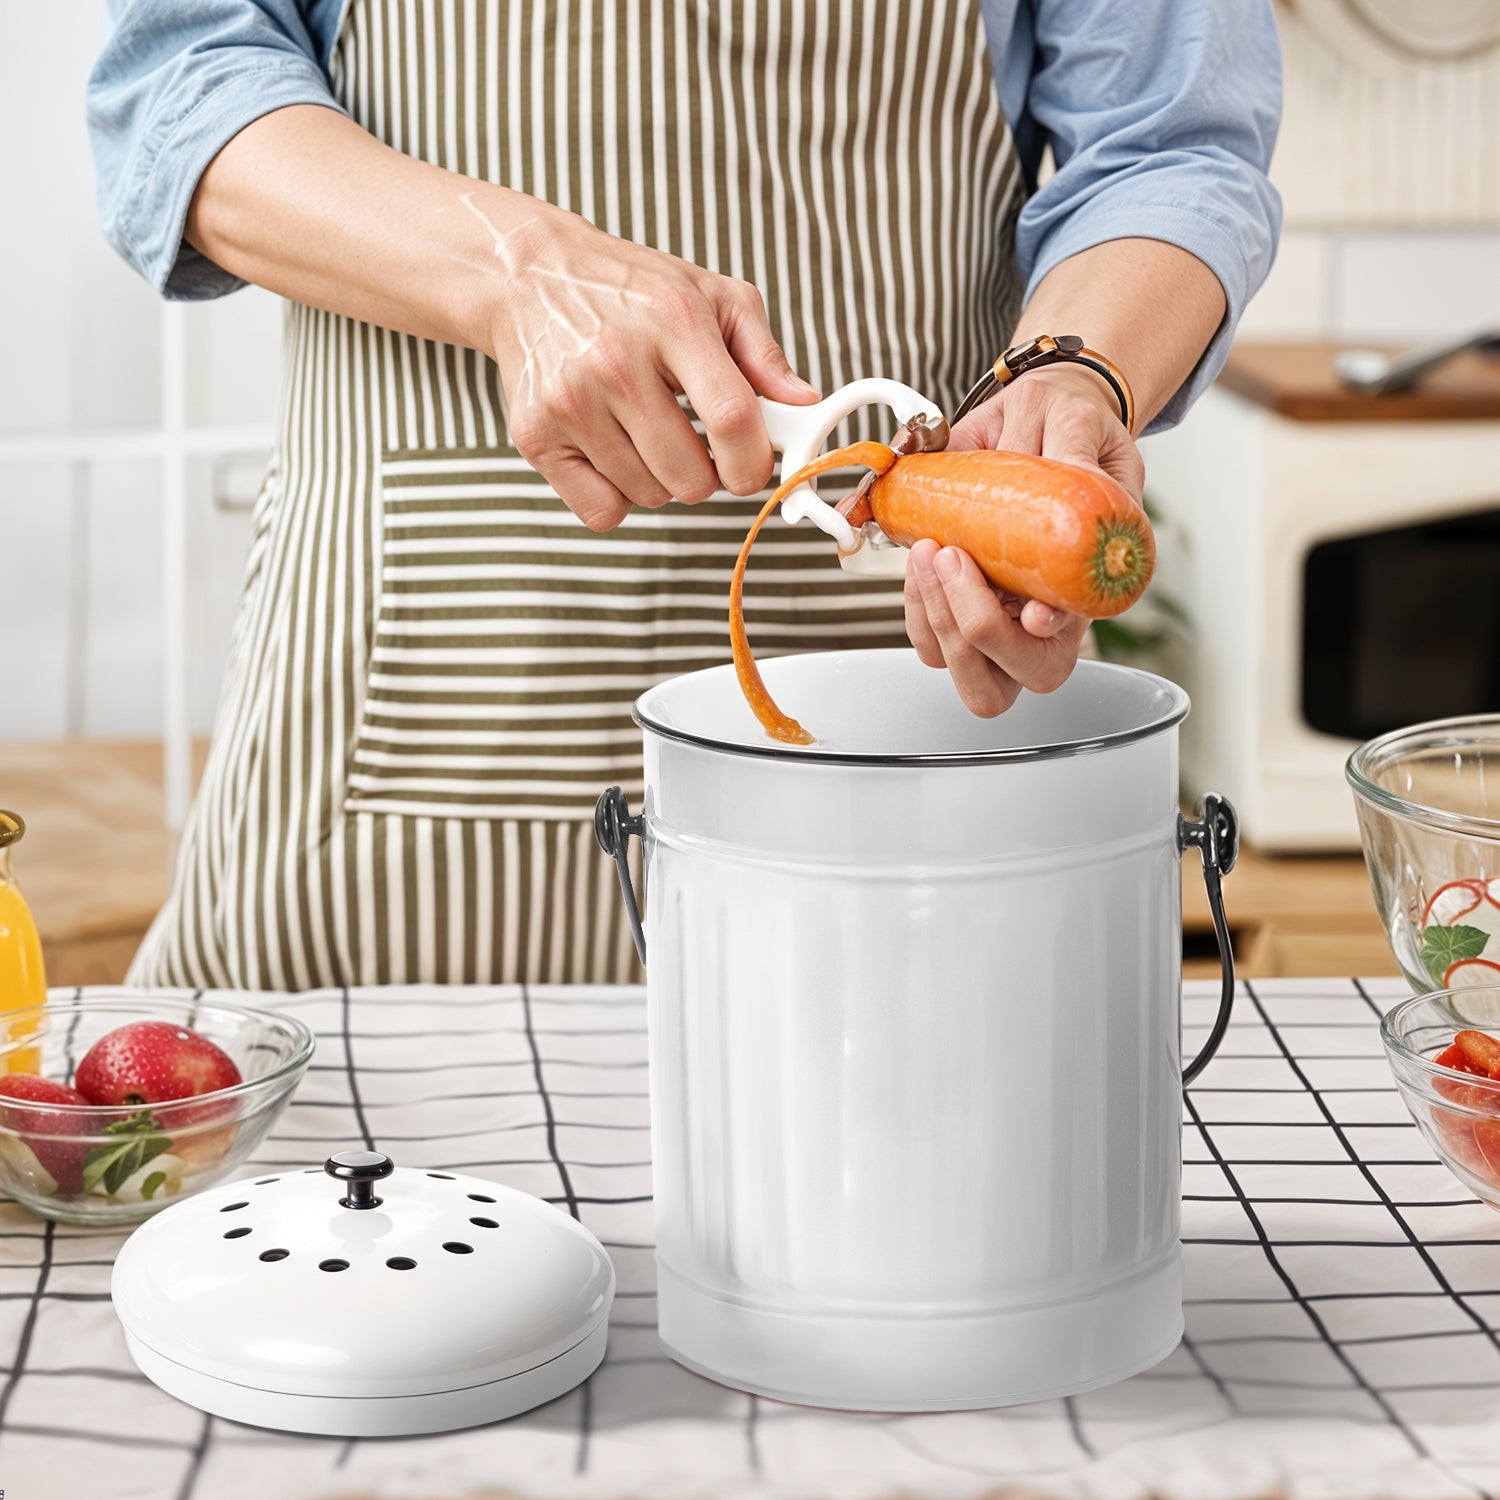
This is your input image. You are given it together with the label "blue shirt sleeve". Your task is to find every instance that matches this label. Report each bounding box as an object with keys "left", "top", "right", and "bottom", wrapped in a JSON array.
[
  {"left": 981, "top": 0, "right": 1283, "bottom": 431},
  {"left": 87, "top": 0, "right": 347, "bottom": 301}
]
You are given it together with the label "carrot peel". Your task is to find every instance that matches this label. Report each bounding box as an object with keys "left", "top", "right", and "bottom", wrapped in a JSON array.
[{"left": 730, "top": 442, "right": 898, "bottom": 744}]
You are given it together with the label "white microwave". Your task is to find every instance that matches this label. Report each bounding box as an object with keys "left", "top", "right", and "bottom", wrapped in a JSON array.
[{"left": 1141, "top": 350, "right": 1500, "bottom": 852}]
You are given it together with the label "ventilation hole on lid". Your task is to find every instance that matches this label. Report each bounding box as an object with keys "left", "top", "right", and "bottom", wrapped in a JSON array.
[
  {"left": 223, "top": 1227, "right": 252, "bottom": 1239},
  {"left": 469, "top": 1217, "right": 499, "bottom": 1229},
  {"left": 220, "top": 1201, "right": 249, "bottom": 1212},
  {"left": 254, "top": 1178, "right": 278, "bottom": 1186},
  {"left": 259, "top": 1248, "right": 290, "bottom": 1262},
  {"left": 442, "top": 1241, "right": 474, "bottom": 1255},
  {"left": 386, "top": 1256, "right": 417, "bottom": 1271},
  {"left": 319, "top": 1258, "right": 350, "bottom": 1272},
  {"left": 467, "top": 1193, "right": 495, "bottom": 1203},
  {"left": 427, "top": 1173, "right": 455, "bottom": 1180}
]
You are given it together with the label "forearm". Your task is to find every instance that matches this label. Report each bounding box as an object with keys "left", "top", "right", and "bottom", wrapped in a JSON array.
[
  {"left": 184, "top": 103, "right": 538, "bottom": 349},
  {"left": 187, "top": 102, "right": 815, "bottom": 527},
  {"left": 1010, "top": 238, "right": 1226, "bottom": 432}
]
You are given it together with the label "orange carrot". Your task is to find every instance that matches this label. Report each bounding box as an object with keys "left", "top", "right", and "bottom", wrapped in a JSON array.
[{"left": 845, "top": 448, "right": 1154, "bottom": 619}]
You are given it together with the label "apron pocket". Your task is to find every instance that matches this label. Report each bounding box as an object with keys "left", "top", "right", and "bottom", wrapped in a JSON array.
[{"left": 345, "top": 450, "right": 661, "bottom": 820}]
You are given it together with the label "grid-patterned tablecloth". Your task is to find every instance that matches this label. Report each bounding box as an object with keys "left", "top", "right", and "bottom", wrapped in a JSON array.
[{"left": 2, "top": 978, "right": 1499, "bottom": 1500}]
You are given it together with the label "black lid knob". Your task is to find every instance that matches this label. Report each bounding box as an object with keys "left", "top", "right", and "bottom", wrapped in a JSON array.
[{"left": 325, "top": 1150, "right": 394, "bottom": 1209}]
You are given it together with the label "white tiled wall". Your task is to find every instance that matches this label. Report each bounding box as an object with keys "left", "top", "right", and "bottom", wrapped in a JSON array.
[{"left": 1241, "top": 227, "right": 1500, "bottom": 342}]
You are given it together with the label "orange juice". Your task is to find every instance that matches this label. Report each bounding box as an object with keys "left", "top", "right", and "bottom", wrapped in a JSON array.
[{"left": 0, "top": 813, "right": 45, "bottom": 1073}]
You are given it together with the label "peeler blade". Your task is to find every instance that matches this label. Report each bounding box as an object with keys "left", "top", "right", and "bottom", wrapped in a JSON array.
[
  {"left": 833, "top": 409, "right": 950, "bottom": 576},
  {"left": 837, "top": 523, "right": 911, "bottom": 577}
]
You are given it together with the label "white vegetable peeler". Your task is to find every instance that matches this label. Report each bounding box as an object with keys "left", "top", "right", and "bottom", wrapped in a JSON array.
[{"left": 757, "top": 380, "right": 947, "bottom": 577}]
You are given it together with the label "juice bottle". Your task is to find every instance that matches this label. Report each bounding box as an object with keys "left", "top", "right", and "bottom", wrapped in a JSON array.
[{"left": 0, "top": 813, "right": 45, "bottom": 1073}]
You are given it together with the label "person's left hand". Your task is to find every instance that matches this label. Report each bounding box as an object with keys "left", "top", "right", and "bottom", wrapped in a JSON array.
[{"left": 903, "top": 363, "right": 1145, "bottom": 717}]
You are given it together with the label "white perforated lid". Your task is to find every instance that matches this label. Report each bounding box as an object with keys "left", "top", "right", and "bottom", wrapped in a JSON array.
[{"left": 110, "top": 1152, "right": 614, "bottom": 1399}]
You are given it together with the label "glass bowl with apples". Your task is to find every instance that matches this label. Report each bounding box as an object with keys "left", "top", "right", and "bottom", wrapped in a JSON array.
[
  {"left": 1348, "top": 716, "right": 1500, "bottom": 994},
  {"left": 0, "top": 996, "right": 314, "bottom": 1225}
]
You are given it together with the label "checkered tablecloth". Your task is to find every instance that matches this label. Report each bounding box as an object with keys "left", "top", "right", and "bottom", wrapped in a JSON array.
[{"left": 2, "top": 978, "right": 1498, "bottom": 1500}]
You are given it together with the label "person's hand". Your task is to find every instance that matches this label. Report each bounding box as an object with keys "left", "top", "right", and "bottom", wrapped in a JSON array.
[
  {"left": 903, "top": 363, "right": 1145, "bottom": 717},
  {"left": 480, "top": 199, "right": 820, "bottom": 529}
]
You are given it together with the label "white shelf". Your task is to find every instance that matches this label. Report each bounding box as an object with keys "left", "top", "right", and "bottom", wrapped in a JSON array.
[{"left": 0, "top": 424, "right": 273, "bottom": 465}]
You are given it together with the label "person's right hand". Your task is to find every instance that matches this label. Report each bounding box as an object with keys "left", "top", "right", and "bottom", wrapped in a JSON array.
[{"left": 481, "top": 199, "right": 820, "bottom": 530}]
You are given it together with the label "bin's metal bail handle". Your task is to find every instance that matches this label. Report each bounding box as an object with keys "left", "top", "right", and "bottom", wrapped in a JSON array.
[
  {"left": 595, "top": 786, "right": 647, "bottom": 966},
  {"left": 1178, "top": 793, "right": 1239, "bottom": 1087}
]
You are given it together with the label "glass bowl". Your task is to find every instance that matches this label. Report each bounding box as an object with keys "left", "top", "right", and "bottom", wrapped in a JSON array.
[
  {"left": 0, "top": 997, "right": 313, "bottom": 1226},
  {"left": 1347, "top": 716, "right": 1500, "bottom": 994},
  {"left": 1383, "top": 988, "right": 1500, "bottom": 1209}
]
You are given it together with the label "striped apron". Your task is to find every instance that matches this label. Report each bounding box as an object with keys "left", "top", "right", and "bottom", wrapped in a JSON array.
[{"left": 130, "top": 0, "right": 1023, "bottom": 990}]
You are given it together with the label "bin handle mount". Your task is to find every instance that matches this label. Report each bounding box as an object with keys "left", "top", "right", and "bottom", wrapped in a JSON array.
[
  {"left": 595, "top": 786, "right": 647, "bottom": 966},
  {"left": 1177, "top": 793, "right": 1239, "bottom": 1086}
]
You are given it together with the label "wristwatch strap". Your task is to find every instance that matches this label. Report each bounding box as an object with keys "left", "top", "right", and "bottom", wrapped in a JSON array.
[{"left": 952, "top": 335, "right": 1136, "bottom": 433}]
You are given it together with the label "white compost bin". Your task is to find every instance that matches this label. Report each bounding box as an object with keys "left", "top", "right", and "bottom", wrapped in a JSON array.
[{"left": 595, "top": 649, "right": 1236, "bottom": 1410}]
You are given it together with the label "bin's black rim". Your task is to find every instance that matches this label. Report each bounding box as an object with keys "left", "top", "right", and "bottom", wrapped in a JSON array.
[{"left": 633, "top": 689, "right": 1189, "bottom": 767}]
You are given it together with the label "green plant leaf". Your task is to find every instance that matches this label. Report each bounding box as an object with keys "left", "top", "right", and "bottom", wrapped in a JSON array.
[
  {"left": 82, "top": 1110, "right": 173, "bottom": 1197},
  {"left": 140, "top": 1171, "right": 167, "bottom": 1201},
  {"left": 1422, "top": 923, "right": 1490, "bottom": 983},
  {"left": 1151, "top": 593, "right": 1192, "bottom": 627},
  {"left": 1091, "top": 619, "right": 1165, "bottom": 661}
]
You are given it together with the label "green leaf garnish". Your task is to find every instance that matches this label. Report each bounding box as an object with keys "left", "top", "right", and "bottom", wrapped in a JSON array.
[
  {"left": 140, "top": 1171, "right": 167, "bottom": 1201},
  {"left": 1422, "top": 923, "right": 1490, "bottom": 983},
  {"left": 82, "top": 1110, "right": 173, "bottom": 1197}
]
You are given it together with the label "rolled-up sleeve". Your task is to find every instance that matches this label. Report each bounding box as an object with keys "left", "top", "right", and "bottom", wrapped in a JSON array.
[
  {"left": 87, "top": 0, "right": 344, "bottom": 301},
  {"left": 999, "top": 0, "right": 1283, "bottom": 431}
]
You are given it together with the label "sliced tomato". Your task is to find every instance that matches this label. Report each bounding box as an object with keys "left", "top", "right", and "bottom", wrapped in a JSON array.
[
  {"left": 1430, "top": 1032, "right": 1500, "bottom": 1192},
  {"left": 1435, "top": 1041, "right": 1487, "bottom": 1076},
  {"left": 1475, "top": 1117, "right": 1500, "bottom": 1186},
  {"left": 1424, "top": 879, "right": 1486, "bottom": 928},
  {"left": 1455, "top": 1029, "right": 1500, "bottom": 1080},
  {"left": 1431, "top": 1068, "right": 1493, "bottom": 1175},
  {"left": 1435, "top": 1107, "right": 1485, "bottom": 1178}
]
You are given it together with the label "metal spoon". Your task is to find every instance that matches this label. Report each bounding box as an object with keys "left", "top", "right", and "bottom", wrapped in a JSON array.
[{"left": 1334, "top": 330, "right": 1500, "bottom": 394}]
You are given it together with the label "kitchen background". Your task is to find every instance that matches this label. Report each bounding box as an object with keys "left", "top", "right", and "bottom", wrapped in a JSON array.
[{"left": 3, "top": 0, "right": 1500, "bottom": 979}]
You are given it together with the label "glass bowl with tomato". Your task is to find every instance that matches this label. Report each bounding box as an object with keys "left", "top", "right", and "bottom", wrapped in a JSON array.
[
  {"left": 1348, "top": 717, "right": 1500, "bottom": 995},
  {"left": 1383, "top": 987, "right": 1500, "bottom": 1208},
  {"left": 0, "top": 996, "right": 313, "bottom": 1225}
]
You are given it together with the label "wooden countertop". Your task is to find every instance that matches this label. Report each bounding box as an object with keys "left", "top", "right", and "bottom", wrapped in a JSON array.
[
  {"left": 0, "top": 739, "right": 208, "bottom": 985},
  {"left": 1181, "top": 835, "right": 1397, "bottom": 980},
  {"left": 1219, "top": 340, "right": 1500, "bottom": 422}
]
